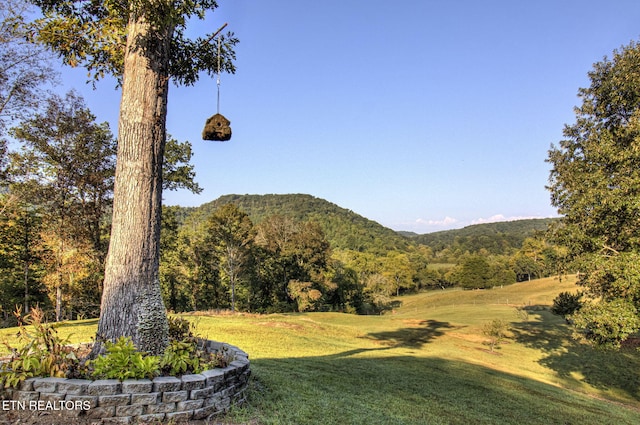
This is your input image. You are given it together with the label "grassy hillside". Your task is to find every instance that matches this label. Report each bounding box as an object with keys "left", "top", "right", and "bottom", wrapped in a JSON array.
[
  {"left": 2, "top": 276, "right": 639, "bottom": 424},
  {"left": 186, "top": 193, "right": 410, "bottom": 253}
]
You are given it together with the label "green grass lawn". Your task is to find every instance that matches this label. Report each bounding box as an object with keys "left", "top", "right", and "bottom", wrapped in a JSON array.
[{"left": 2, "top": 276, "right": 639, "bottom": 424}]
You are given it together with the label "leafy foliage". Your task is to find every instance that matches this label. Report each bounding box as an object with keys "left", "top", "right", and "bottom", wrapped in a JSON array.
[
  {"left": 163, "top": 136, "right": 202, "bottom": 194},
  {"left": 29, "top": 0, "right": 238, "bottom": 86},
  {"left": 163, "top": 315, "right": 220, "bottom": 374},
  {"left": 0, "top": 197, "right": 50, "bottom": 323},
  {"left": 0, "top": 307, "right": 81, "bottom": 387},
  {"left": 450, "top": 255, "right": 492, "bottom": 289},
  {"left": 90, "top": 337, "right": 160, "bottom": 380},
  {"left": 206, "top": 204, "right": 255, "bottom": 312},
  {"left": 551, "top": 291, "right": 582, "bottom": 320},
  {"left": 159, "top": 340, "right": 199, "bottom": 375},
  {"left": 9, "top": 90, "right": 115, "bottom": 256},
  {"left": 482, "top": 319, "right": 509, "bottom": 352},
  {"left": 547, "top": 40, "right": 640, "bottom": 347},
  {"left": 570, "top": 300, "right": 640, "bottom": 350},
  {"left": 0, "top": 0, "right": 56, "bottom": 140},
  {"left": 167, "top": 315, "right": 195, "bottom": 341},
  {"left": 8, "top": 91, "right": 115, "bottom": 321}
]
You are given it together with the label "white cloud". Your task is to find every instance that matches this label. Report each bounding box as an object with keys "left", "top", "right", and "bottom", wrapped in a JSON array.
[
  {"left": 416, "top": 216, "right": 459, "bottom": 227},
  {"left": 393, "top": 213, "right": 559, "bottom": 234},
  {"left": 471, "top": 214, "right": 506, "bottom": 225},
  {"left": 470, "top": 214, "right": 549, "bottom": 225}
]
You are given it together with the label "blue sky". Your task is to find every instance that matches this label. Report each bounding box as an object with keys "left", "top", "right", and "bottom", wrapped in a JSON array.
[{"left": 58, "top": 1, "right": 640, "bottom": 233}]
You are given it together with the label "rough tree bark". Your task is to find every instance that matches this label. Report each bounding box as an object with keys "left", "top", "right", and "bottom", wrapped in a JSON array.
[{"left": 95, "top": 14, "right": 173, "bottom": 355}]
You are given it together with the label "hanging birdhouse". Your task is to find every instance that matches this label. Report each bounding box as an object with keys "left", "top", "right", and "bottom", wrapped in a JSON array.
[{"left": 202, "top": 113, "right": 232, "bottom": 141}]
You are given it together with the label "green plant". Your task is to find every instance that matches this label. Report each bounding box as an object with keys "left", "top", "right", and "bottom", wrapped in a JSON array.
[
  {"left": 167, "top": 315, "right": 195, "bottom": 341},
  {"left": 212, "top": 345, "right": 230, "bottom": 368},
  {"left": 160, "top": 340, "right": 202, "bottom": 375},
  {"left": 571, "top": 299, "right": 640, "bottom": 350},
  {"left": 0, "top": 307, "right": 80, "bottom": 388},
  {"left": 482, "top": 319, "right": 509, "bottom": 352},
  {"left": 90, "top": 337, "right": 159, "bottom": 380},
  {"left": 551, "top": 291, "right": 582, "bottom": 321}
]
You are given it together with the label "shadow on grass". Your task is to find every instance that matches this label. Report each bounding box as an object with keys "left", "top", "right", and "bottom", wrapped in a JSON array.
[
  {"left": 362, "top": 319, "right": 457, "bottom": 349},
  {"left": 57, "top": 319, "right": 99, "bottom": 328},
  {"left": 510, "top": 306, "right": 640, "bottom": 401},
  {"left": 242, "top": 352, "right": 640, "bottom": 425}
]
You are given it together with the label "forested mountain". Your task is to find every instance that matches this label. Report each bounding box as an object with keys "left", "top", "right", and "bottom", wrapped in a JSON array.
[
  {"left": 184, "top": 194, "right": 410, "bottom": 253},
  {"left": 178, "top": 194, "right": 558, "bottom": 257},
  {"left": 410, "top": 218, "right": 558, "bottom": 256}
]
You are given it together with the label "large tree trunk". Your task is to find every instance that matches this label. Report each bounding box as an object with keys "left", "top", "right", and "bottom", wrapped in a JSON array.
[{"left": 95, "top": 14, "right": 172, "bottom": 355}]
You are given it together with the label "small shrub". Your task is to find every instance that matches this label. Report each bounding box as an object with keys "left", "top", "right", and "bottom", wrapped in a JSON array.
[
  {"left": 167, "top": 315, "right": 195, "bottom": 341},
  {"left": 160, "top": 340, "right": 203, "bottom": 375},
  {"left": 211, "top": 345, "right": 230, "bottom": 369},
  {"left": 551, "top": 291, "right": 582, "bottom": 321},
  {"left": 90, "top": 337, "right": 160, "bottom": 380},
  {"left": 482, "top": 319, "right": 509, "bottom": 352},
  {"left": 0, "top": 307, "right": 81, "bottom": 388}
]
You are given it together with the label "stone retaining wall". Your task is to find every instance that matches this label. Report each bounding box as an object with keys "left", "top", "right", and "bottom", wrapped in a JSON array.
[{"left": 3, "top": 341, "right": 250, "bottom": 424}]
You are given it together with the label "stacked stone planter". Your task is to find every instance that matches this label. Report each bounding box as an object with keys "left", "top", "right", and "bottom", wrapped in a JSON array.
[{"left": 3, "top": 341, "right": 250, "bottom": 424}]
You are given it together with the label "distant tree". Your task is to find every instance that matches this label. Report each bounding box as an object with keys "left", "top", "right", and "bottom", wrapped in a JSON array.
[
  {"left": 159, "top": 206, "right": 183, "bottom": 312},
  {"left": 10, "top": 91, "right": 116, "bottom": 258},
  {"left": 8, "top": 91, "right": 115, "bottom": 320},
  {"left": 451, "top": 255, "right": 492, "bottom": 289},
  {"left": 0, "top": 0, "right": 56, "bottom": 150},
  {"left": 551, "top": 291, "right": 582, "bottom": 322},
  {"left": 489, "top": 261, "right": 516, "bottom": 287},
  {"left": 511, "top": 253, "right": 539, "bottom": 282},
  {"left": 324, "top": 258, "right": 363, "bottom": 313},
  {"left": 174, "top": 212, "right": 221, "bottom": 310},
  {"left": 38, "top": 230, "right": 96, "bottom": 321},
  {"left": 254, "top": 216, "right": 330, "bottom": 311},
  {"left": 547, "top": 40, "right": 640, "bottom": 348},
  {"left": 207, "top": 204, "right": 255, "bottom": 312},
  {"left": 520, "top": 238, "right": 546, "bottom": 278},
  {"left": 0, "top": 199, "right": 48, "bottom": 319},
  {"left": 407, "top": 246, "right": 433, "bottom": 290},
  {"left": 287, "top": 280, "right": 322, "bottom": 312},
  {"left": 483, "top": 319, "right": 508, "bottom": 352},
  {"left": 163, "top": 136, "right": 202, "bottom": 194},
  {"left": 382, "top": 251, "right": 413, "bottom": 296}
]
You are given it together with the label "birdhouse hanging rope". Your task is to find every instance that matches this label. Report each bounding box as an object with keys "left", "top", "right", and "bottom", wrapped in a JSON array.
[{"left": 203, "top": 27, "right": 232, "bottom": 141}]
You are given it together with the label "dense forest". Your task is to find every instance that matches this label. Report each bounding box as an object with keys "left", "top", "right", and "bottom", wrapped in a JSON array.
[
  {"left": 187, "top": 194, "right": 411, "bottom": 253},
  {"left": 409, "top": 218, "right": 558, "bottom": 259},
  {"left": 153, "top": 194, "right": 566, "bottom": 315}
]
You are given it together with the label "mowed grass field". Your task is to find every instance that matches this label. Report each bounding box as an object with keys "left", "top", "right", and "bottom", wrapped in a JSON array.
[{"left": 2, "top": 276, "right": 640, "bottom": 424}]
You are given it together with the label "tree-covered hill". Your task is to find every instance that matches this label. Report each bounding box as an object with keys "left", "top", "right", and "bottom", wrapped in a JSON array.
[
  {"left": 186, "top": 193, "right": 411, "bottom": 253},
  {"left": 410, "top": 218, "right": 558, "bottom": 256},
  {"left": 178, "top": 194, "right": 558, "bottom": 257}
]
